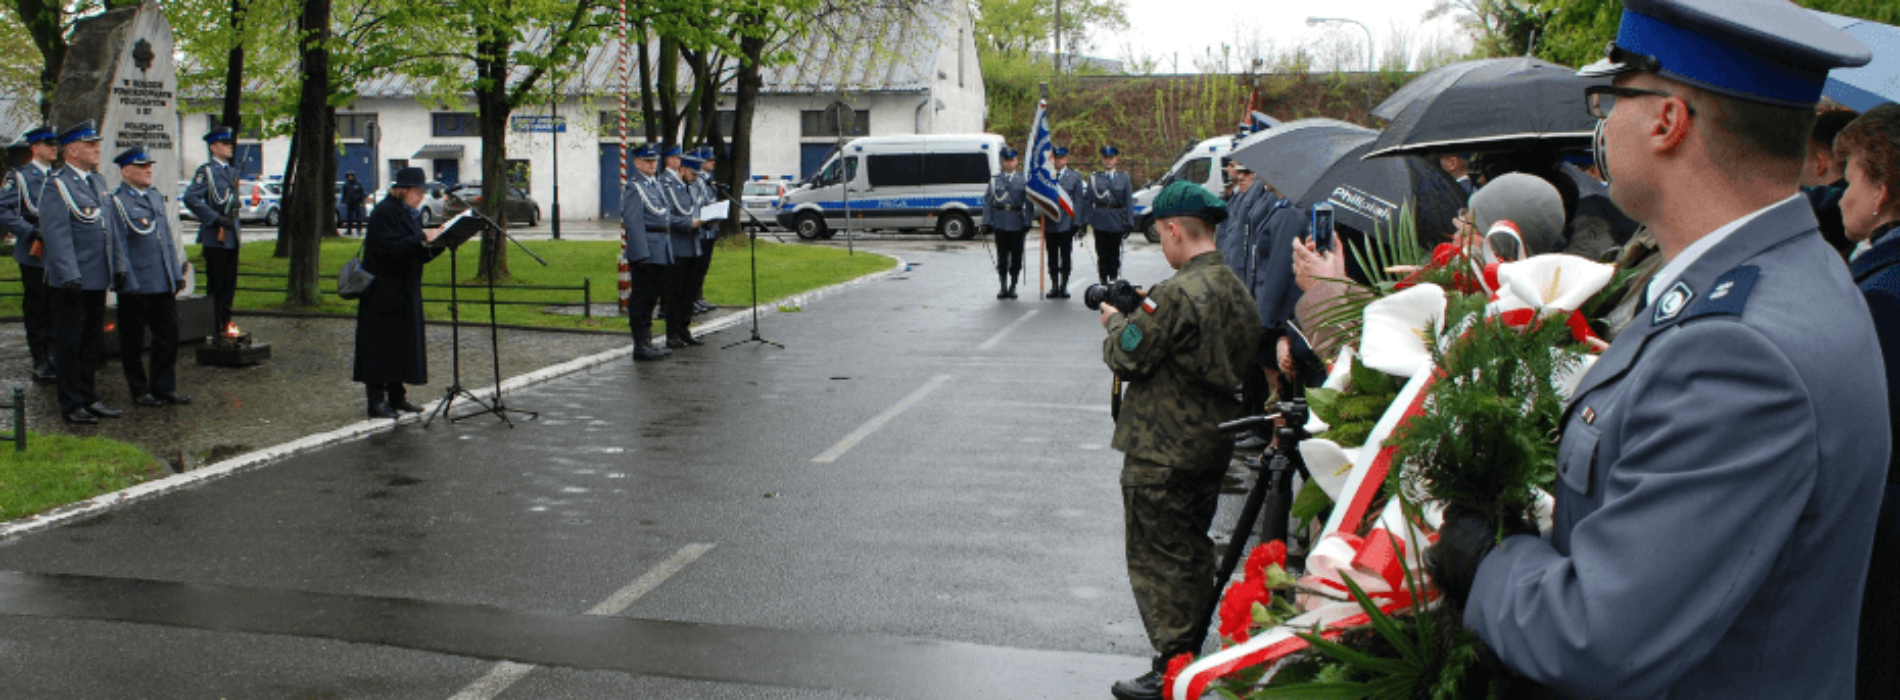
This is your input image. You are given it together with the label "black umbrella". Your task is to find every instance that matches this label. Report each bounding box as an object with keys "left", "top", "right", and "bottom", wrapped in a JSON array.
[
  {"left": 1364, "top": 56, "right": 1607, "bottom": 159},
  {"left": 1230, "top": 118, "right": 1464, "bottom": 246},
  {"left": 1370, "top": 57, "right": 1525, "bottom": 122}
]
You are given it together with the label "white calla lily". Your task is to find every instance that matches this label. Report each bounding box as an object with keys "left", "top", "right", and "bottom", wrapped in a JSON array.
[
  {"left": 1490, "top": 254, "right": 1616, "bottom": 317},
  {"left": 1359, "top": 284, "right": 1445, "bottom": 378},
  {"left": 1299, "top": 439, "right": 1356, "bottom": 501}
]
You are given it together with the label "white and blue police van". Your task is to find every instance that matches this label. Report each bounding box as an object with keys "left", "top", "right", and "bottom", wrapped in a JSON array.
[
  {"left": 1131, "top": 136, "right": 1232, "bottom": 242},
  {"left": 776, "top": 134, "right": 1005, "bottom": 240}
]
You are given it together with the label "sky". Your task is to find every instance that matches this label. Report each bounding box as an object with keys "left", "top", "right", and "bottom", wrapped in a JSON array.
[{"left": 1096, "top": 0, "right": 1468, "bottom": 73}]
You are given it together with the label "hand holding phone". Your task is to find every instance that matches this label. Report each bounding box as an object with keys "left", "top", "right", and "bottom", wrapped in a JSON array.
[{"left": 1310, "top": 203, "right": 1335, "bottom": 254}]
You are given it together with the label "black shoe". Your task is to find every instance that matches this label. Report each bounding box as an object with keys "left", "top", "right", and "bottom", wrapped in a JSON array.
[
  {"left": 367, "top": 401, "right": 399, "bottom": 419},
  {"left": 1046, "top": 288, "right": 1062, "bottom": 299},
  {"left": 633, "top": 344, "right": 668, "bottom": 361},
  {"left": 1110, "top": 669, "right": 1164, "bottom": 700},
  {"left": 63, "top": 408, "right": 99, "bottom": 425},
  {"left": 699, "top": 299, "right": 719, "bottom": 311},
  {"left": 133, "top": 394, "right": 164, "bottom": 407},
  {"left": 668, "top": 334, "right": 703, "bottom": 348},
  {"left": 155, "top": 391, "right": 192, "bottom": 405},
  {"left": 997, "top": 287, "right": 1009, "bottom": 300},
  {"left": 31, "top": 362, "right": 56, "bottom": 383},
  {"left": 391, "top": 399, "right": 425, "bottom": 413},
  {"left": 85, "top": 402, "right": 122, "bottom": 418}
]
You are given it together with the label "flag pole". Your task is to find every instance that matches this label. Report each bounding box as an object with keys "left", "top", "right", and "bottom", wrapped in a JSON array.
[{"left": 1037, "top": 82, "right": 1049, "bottom": 297}]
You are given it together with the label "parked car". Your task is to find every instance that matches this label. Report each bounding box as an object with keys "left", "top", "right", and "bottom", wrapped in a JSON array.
[
  {"left": 369, "top": 182, "right": 452, "bottom": 225},
  {"left": 1129, "top": 136, "right": 1231, "bottom": 243},
  {"left": 742, "top": 178, "right": 791, "bottom": 229},
  {"left": 445, "top": 182, "right": 541, "bottom": 226},
  {"left": 179, "top": 179, "right": 283, "bottom": 226},
  {"left": 776, "top": 134, "right": 1002, "bottom": 240}
]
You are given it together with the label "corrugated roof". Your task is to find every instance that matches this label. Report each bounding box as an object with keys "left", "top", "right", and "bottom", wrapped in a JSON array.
[{"left": 347, "top": 3, "right": 956, "bottom": 100}]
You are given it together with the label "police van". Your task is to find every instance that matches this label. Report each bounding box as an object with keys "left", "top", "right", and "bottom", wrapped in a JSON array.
[
  {"left": 776, "top": 134, "right": 1005, "bottom": 240},
  {"left": 1131, "top": 136, "right": 1233, "bottom": 241}
]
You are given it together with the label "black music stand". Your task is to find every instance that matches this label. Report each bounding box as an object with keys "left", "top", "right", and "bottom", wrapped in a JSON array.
[
  {"left": 422, "top": 211, "right": 494, "bottom": 428},
  {"left": 435, "top": 196, "right": 547, "bottom": 427}
]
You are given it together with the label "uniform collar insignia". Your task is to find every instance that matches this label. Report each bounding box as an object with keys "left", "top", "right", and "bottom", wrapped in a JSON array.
[{"left": 1652, "top": 280, "right": 1694, "bottom": 325}]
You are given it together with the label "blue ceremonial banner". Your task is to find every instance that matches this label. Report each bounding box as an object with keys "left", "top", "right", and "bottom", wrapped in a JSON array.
[{"left": 1024, "top": 100, "right": 1073, "bottom": 221}]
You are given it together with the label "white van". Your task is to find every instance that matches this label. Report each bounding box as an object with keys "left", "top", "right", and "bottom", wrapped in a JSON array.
[
  {"left": 1130, "top": 136, "right": 1233, "bottom": 241},
  {"left": 776, "top": 134, "right": 1006, "bottom": 240}
]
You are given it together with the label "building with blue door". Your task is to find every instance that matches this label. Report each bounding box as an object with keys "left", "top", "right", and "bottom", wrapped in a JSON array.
[{"left": 171, "top": 0, "right": 984, "bottom": 222}]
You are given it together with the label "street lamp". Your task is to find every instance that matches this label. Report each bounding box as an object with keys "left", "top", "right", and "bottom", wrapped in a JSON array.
[{"left": 1308, "top": 16, "right": 1374, "bottom": 117}]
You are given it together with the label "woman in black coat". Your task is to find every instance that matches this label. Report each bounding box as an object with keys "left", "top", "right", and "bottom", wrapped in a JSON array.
[
  {"left": 353, "top": 167, "right": 444, "bottom": 418},
  {"left": 1837, "top": 103, "right": 1900, "bottom": 700}
]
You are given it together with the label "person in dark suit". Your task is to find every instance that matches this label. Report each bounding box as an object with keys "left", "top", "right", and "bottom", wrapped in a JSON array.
[
  {"left": 40, "top": 122, "right": 130, "bottom": 424},
  {"left": 1432, "top": 2, "right": 1887, "bottom": 697},
  {"left": 182, "top": 126, "right": 242, "bottom": 339},
  {"left": 0, "top": 126, "right": 60, "bottom": 383},
  {"left": 341, "top": 172, "right": 368, "bottom": 237},
  {"left": 352, "top": 167, "right": 444, "bottom": 419},
  {"left": 106, "top": 146, "right": 190, "bottom": 408},
  {"left": 1836, "top": 103, "right": 1900, "bottom": 700}
]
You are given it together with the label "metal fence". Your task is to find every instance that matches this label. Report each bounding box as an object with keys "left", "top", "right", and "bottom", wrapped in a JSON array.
[
  {"left": 198, "top": 270, "right": 596, "bottom": 319},
  {"left": 0, "top": 387, "right": 23, "bottom": 452}
]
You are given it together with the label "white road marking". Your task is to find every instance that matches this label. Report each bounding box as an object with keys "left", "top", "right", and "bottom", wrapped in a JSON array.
[
  {"left": 446, "top": 543, "right": 716, "bottom": 700},
  {"left": 977, "top": 309, "right": 1039, "bottom": 350},
  {"left": 812, "top": 374, "right": 953, "bottom": 463}
]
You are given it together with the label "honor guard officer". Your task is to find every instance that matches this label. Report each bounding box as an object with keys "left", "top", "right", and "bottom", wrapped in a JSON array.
[
  {"left": 0, "top": 126, "right": 61, "bottom": 383},
  {"left": 1044, "top": 145, "right": 1089, "bottom": 298},
  {"left": 1428, "top": 2, "right": 1888, "bottom": 698},
  {"left": 41, "top": 121, "right": 130, "bottom": 425},
  {"left": 620, "top": 144, "right": 677, "bottom": 361},
  {"left": 658, "top": 146, "right": 705, "bottom": 347},
  {"left": 1099, "top": 181, "right": 1260, "bottom": 700},
  {"left": 1087, "top": 145, "right": 1134, "bottom": 285},
  {"left": 106, "top": 146, "right": 190, "bottom": 408},
  {"left": 183, "top": 126, "right": 242, "bottom": 340},
  {"left": 688, "top": 147, "right": 721, "bottom": 315},
  {"left": 982, "top": 147, "right": 1030, "bottom": 299}
]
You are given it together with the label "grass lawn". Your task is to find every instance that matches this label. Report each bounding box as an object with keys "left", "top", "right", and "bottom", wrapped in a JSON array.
[
  {"left": 0, "top": 433, "right": 167, "bottom": 522},
  {"left": 0, "top": 237, "right": 893, "bottom": 332}
]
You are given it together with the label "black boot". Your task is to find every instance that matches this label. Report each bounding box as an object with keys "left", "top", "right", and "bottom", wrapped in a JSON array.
[
  {"left": 1110, "top": 658, "right": 1166, "bottom": 700},
  {"left": 997, "top": 274, "right": 1010, "bottom": 300},
  {"left": 1006, "top": 274, "right": 1019, "bottom": 299},
  {"left": 632, "top": 330, "right": 668, "bottom": 361},
  {"left": 1055, "top": 273, "right": 1072, "bottom": 299}
]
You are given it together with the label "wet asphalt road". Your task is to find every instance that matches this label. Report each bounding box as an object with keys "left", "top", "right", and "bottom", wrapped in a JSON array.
[{"left": 0, "top": 235, "right": 1252, "bottom": 698}]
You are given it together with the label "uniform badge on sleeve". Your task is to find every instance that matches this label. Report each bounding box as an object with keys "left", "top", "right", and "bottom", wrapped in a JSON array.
[
  {"left": 1120, "top": 324, "right": 1143, "bottom": 352},
  {"left": 1652, "top": 281, "right": 1694, "bottom": 325}
]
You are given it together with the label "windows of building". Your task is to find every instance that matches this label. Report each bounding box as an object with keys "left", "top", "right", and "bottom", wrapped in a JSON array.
[{"left": 431, "top": 112, "right": 482, "bottom": 138}]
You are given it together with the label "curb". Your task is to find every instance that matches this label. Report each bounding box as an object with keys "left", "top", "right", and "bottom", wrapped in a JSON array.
[{"left": 0, "top": 253, "right": 904, "bottom": 542}]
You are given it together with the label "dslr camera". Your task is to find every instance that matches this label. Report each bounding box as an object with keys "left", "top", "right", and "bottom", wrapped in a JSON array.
[{"left": 1084, "top": 279, "right": 1145, "bottom": 313}]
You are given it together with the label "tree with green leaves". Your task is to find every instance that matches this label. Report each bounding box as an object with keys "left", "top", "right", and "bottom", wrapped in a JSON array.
[
  {"left": 1426, "top": 0, "right": 1552, "bottom": 59},
  {"left": 9, "top": 0, "right": 140, "bottom": 118},
  {"left": 1537, "top": 0, "right": 1898, "bottom": 69}
]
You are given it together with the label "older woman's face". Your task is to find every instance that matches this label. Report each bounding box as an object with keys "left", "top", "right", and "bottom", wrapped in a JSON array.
[{"left": 1840, "top": 157, "right": 1892, "bottom": 243}]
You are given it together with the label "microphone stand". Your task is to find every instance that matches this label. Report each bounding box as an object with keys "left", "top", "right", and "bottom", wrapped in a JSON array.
[{"left": 722, "top": 207, "right": 783, "bottom": 350}]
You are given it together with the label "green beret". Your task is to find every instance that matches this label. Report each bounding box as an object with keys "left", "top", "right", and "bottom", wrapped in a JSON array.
[{"left": 1151, "top": 180, "right": 1227, "bottom": 225}]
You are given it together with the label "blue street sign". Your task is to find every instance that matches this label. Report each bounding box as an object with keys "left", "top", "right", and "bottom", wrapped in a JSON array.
[{"left": 511, "top": 116, "right": 567, "bottom": 133}]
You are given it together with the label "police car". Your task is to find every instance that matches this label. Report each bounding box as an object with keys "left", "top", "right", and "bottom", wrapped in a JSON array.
[
  {"left": 742, "top": 176, "right": 792, "bottom": 230},
  {"left": 776, "top": 134, "right": 1004, "bottom": 240},
  {"left": 1131, "top": 136, "right": 1232, "bottom": 242}
]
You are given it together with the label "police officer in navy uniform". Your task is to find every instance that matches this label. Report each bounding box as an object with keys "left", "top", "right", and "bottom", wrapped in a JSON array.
[
  {"left": 183, "top": 126, "right": 242, "bottom": 340},
  {"left": 982, "top": 147, "right": 1030, "bottom": 299},
  {"left": 1044, "top": 145, "right": 1088, "bottom": 298},
  {"left": 620, "top": 144, "right": 678, "bottom": 361},
  {"left": 106, "top": 146, "right": 190, "bottom": 408},
  {"left": 1428, "top": 2, "right": 1887, "bottom": 697},
  {"left": 0, "top": 126, "right": 61, "bottom": 383},
  {"left": 1087, "top": 145, "right": 1134, "bottom": 285},
  {"left": 689, "top": 147, "right": 724, "bottom": 315},
  {"left": 40, "top": 121, "right": 129, "bottom": 425},
  {"left": 658, "top": 146, "right": 705, "bottom": 346}
]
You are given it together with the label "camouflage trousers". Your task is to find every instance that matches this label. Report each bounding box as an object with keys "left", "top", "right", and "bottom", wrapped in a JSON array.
[{"left": 1122, "top": 454, "right": 1225, "bottom": 659}]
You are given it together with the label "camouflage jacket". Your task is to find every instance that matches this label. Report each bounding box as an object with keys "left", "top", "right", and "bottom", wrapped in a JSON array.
[{"left": 1104, "top": 250, "right": 1261, "bottom": 468}]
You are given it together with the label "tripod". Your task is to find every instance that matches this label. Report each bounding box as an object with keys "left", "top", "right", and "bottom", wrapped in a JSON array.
[
  {"left": 1183, "top": 399, "right": 1313, "bottom": 653},
  {"left": 423, "top": 236, "right": 495, "bottom": 428},
  {"left": 722, "top": 208, "right": 783, "bottom": 350},
  {"left": 454, "top": 200, "right": 546, "bottom": 426}
]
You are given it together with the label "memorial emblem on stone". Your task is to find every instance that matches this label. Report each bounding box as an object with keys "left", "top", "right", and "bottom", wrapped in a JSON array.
[{"left": 133, "top": 39, "right": 154, "bottom": 72}]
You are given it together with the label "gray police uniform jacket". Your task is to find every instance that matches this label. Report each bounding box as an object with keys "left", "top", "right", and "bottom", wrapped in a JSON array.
[
  {"left": 659, "top": 171, "right": 699, "bottom": 259},
  {"left": 691, "top": 178, "right": 719, "bottom": 244},
  {"left": 1085, "top": 170, "right": 1133, "bottom": 233},
  {"left": 1247, "top": 199, "right": 1303, "bottom": 332},
  {"left": 1217, "top": 184, "right": 1257, "bottom": 276},
  {"left": 40, "top": 166, "right": 129, "bottom": 291},
  {"left": 1464, "top": 198, "right": 1889, "bottom": 699},
  {"left": 983, "top": 171, "right": 1030, "bottom": 232},
  {"left": 621, "top": 172, "right": 676, "bottom": 267},
  {"left": 1050, "top": 168, "right": 1088, "bottom": 233},
  {"left": 108, "top": 183, "right": 184, "bottom": 295},
  {"left": 0, "top": 163, "right": 52, "bottom": 268},
  {"left": 182, "top": 159, "right": 240, "bottom": 249}
]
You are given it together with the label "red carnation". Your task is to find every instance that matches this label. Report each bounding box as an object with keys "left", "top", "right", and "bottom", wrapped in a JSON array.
[
  {"left": 1218, "top": 577, "right": 1270, "bottom": 643},
  {"left": 1161, "top": 652, "right": 1195, "bottom": 699},
  {"left": 1244, "top": 540, "right": 1287, "bottom": 584}
]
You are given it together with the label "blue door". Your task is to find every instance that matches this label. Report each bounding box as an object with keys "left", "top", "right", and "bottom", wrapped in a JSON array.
[
  {"left": 339, "top": 144, "right": 377, "bottom": 189},
  {"left": 233, "top": 143, "right": 265, "bottom": 179},
  {"left": 599, "top": 144, "right": 625, "bottom": 219},
  {"left": 432, "top": 159, "right": 459, "bottom": 185},
  {"left": 800, "top": 143, "right": 837, "bottom": 180}
]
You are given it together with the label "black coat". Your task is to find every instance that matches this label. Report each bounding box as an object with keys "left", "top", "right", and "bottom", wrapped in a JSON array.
[{"left": 352, "top": 195, "right": 444, "bottom": 385}]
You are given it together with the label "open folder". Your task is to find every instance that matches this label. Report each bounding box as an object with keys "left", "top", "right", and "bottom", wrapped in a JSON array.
[
  {"left": 698, "top": 200, "right": 730, "bottom": 222},
  {"left": 429, "top": 210, "right": 490, "bottom": 249}
]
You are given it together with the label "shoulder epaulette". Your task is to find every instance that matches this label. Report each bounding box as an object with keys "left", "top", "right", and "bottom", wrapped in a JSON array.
[{"left": 1654, "top": 265, "right": 1759, "bottom": 327}]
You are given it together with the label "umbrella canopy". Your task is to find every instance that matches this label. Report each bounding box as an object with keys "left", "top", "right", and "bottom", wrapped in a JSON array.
[
  {"left": 1363, "top": 56, "right": 1607, "bottom": 159},
  {"left": 1371, "top": 57, "right": 1526, "bottom": 122},
  {"left": 1815, "top": 10, "right": 1899, "bottom": 111},
  {"left": 1230, "top": 118, "right": 1464, "bottom": 249}
]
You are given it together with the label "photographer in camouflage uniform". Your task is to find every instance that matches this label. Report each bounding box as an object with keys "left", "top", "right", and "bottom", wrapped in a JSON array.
[{"left": 1099, "top": 180, "right": 1261, "bottom": 700}]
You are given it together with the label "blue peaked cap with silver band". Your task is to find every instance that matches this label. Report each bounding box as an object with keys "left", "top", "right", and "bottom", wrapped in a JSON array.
[
  {"left": 113, "top": 146, "right": 154, "bottom": 166},
  {"left": 1579, "top": 0, "right": 1871, "bottom": 107},
  {"left": 632, "top": 144, "right": 659, "bottom": 159},
  {"left": 59, "top": 121, "right": 101, "bottom": 145},
  {"left": 21, "top": 126, "right": 57, "bottom": 144}
]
